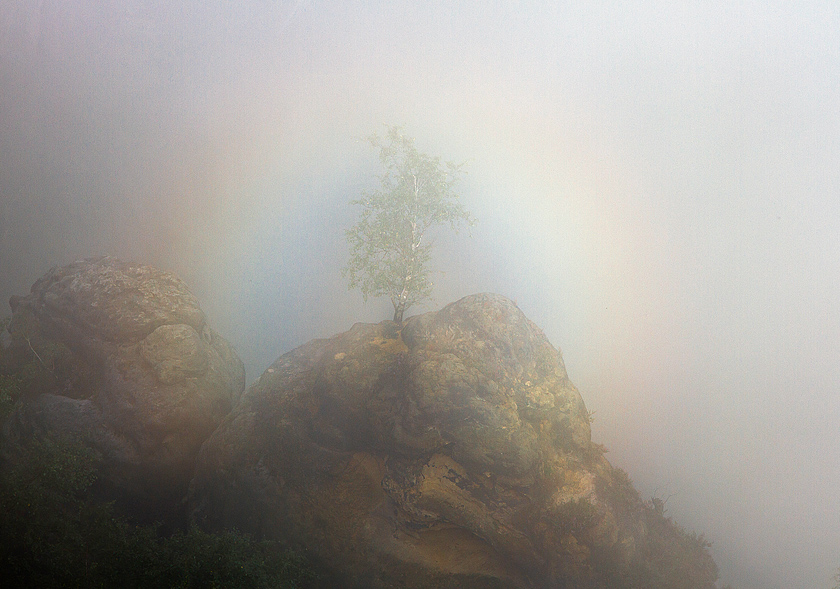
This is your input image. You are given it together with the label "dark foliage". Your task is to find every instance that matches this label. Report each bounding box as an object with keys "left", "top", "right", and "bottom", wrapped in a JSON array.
[
  {"left": 0, "top": 434, "right": 316, "bottom": 589},
  {"left": 1, "top": 314, "right": 721, "bottom": 588},
  {"left": 590, "top": 469, "right": 720, "bottom": 589}
]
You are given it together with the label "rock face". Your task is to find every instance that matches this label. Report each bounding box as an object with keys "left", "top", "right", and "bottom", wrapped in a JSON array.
[
  {"left": 189, "top": 294, "right": 647, "bottom": 588},
  {"left": 1, "top": 257, "right": 245, "bottom": 522}
]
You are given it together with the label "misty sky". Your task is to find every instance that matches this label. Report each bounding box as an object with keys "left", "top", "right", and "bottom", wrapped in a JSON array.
[{"left": 1, "top": 2, "right": 839, "bottom": 587}]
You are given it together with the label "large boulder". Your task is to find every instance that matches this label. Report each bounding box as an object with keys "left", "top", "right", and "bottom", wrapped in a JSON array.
[
  {"left": 188, "top": 294, "right": 649, "bottom": 587},
  {"left": 1, "top": 257, "right": 245, "bottom": 523}
]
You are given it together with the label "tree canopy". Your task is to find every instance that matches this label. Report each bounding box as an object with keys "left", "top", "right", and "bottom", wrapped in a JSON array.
[{"left": 344, "top": 126, "right": 473, "bottom": 323}]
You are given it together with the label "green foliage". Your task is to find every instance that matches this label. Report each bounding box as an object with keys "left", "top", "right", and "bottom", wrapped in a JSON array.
[
  {"left": 163, "top": 527, "right": 315, "bottom": 589},
  {"left": 344, "top": 125, "right": 474, "bottom": 323},
  {"left": 0, "top": 373, "right": 22, "bottom": 418},
  {"left": 581, "top": 466, "right": 721, "bottom": 589},
  {"left": 0, "top": 436, "right": 103, "bottom": 587},
  {"left": 594, "top": 496, "right": 719, "bottom": 589},
  {"left": 0, "top": 315, "right": 23, "bottom": 417},
  {"left": 600, "top": 467, "right": 643, "bottom": 514},
  {"left": 0, "top": 434, "right": 316, "bottom": 589},
  {"left": 635, "top": 498, "right": 719, "bottom": 589},
  {"left": 551, "top": 497, "right": 599, "bottom": 535},
  {"left": 584, "top": 442, "right": 610, "bottom": 462}
]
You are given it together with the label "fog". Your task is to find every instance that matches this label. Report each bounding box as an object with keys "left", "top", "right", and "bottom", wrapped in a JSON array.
[{"left": 1, "top": 1, "right": 838, "bottom": 587}]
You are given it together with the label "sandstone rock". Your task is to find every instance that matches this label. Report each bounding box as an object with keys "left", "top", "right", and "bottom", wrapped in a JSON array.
[
  {"left": 189, "top": 293, "right": 645, "bottom": 587},
  {"left": 1, "top": 257, "right": 245, "bottom": 523},
  {"left": 140, "top": 324, "right": 211, "bottom": 385},
  {"left": 19, "top": 257, "right": 206, "bottom": 342}
]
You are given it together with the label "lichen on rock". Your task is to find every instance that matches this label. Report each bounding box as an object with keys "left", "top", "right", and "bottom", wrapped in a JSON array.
[
  {"left": 140, "top": 324, "right": 210, "bottom": 385},
  {"left": 1, "top": 257, "right": 245, "bottom": 524}
]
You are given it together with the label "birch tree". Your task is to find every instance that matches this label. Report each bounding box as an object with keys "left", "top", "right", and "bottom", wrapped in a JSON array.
[{"left": 344, "top": 126, "right": 473, "bottom": 323}]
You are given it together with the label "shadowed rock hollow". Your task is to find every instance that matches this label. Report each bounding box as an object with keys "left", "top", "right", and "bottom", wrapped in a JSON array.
[
  {"left": 189, "top": 293, "right": 708, "bottom": 588},
  {"left": 1, "top": 257, "right": 245, "bottom": 522}
]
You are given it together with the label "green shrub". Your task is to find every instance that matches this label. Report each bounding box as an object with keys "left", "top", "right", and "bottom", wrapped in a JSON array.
[
  {"left": 0, "top": 373, "right": 22, "bottom": 418},
  {"left": 0, "top": 434, "right": 316, "bottom": 589},
  {"left": 551, "top": 497, "right": 599, "bottom": 535},
  {"left": 622, "top": 498, "right": 719, "bottom": 589},
  {"left": 587, "top": 467, "right": 720, "bottom": 589}
]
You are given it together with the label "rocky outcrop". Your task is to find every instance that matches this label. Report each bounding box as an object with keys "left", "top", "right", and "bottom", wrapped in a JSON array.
[
  {"left": 1, "top": 257, "right": 245, "bottom": 522},
  {"left": 188, "top": 294, "right": 658, "bottom": 588}
]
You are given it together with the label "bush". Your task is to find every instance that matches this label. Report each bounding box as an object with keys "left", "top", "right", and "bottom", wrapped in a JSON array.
[
  {"left": 0, "top": 434, "right": 316, "bottom": 589},
  {"left": 551, "top": 497, "right": 599, "bottom": 535},
  {"left": 0, "top": 373, "right": 22, "bottom": 418},
  {"left": 624, "top": 498, "right": 719, "bottom": 589}
]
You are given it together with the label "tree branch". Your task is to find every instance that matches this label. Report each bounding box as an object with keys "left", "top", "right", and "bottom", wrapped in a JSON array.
[{"left": 23, "top": 335, "right": 58, "bottom": 380}]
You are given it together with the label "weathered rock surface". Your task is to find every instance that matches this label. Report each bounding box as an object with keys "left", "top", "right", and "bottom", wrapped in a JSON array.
[
  {"left": 188, "top": 294, "right": 653, "bottom": 588},
  {"left": 1, "top": 257, "right": 245, "bottom": 522}
]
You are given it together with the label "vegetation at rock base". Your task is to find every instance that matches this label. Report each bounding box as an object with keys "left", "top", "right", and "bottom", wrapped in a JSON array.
[
  {"left": 0, "top": 434, "right": 316, "bottom": 589},
  {"left": 344, "top": 125, "right": 474, "bottom": 323},
  {"left": 1, "top": 317, "right": 25, "bottom": 418},
  {"left": 589, "top": 468, "right": 722, "bottom": 589},
  {"left": 1, "top": 306, "right": 725, "bottom": 588},
  {"left": 0, "top": 372, "right": 22, "bottom": 419},
  {"left": 0, "top": 316, "right": 316, "bottom": 589},
  {"left": 551, "top": 497, "right": 600, "bottom": 536}
]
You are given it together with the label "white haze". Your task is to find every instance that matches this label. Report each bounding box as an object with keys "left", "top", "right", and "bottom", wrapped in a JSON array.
[{"left": 1, "top": 2, "right": 838, "bottom": 587}]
